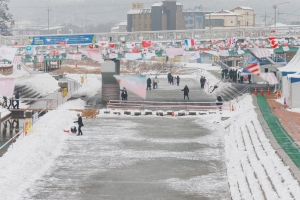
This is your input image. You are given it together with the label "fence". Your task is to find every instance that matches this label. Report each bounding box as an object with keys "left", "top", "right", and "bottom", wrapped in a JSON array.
[{"left": 107, "top": 100, "right": 231, "bottom": 112}]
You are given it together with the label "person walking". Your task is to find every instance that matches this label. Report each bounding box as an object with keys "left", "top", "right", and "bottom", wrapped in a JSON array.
[
  {"left": 13, "top": 91, "right": 20, "bottom": 109},
  {"left": 120, "top": 87, "right": 128, "bottom": 100},
  {"left": 176, "top": 75, "right": 180, "bottom": 86},
  {"left": 170, "top": 75, "right": 174, "bottom": 85},
  {"left": 181, "top": 85, "right": 189, "bottom": 100},
  {"left": 74, "top": 113, "right": 84, "bottom": 136},
  {"left": 248, "top": 74, "right": 252, "bottom": 84},
  {"left": 216, "top": 96, "right": 223, "bottom": 111},
  {"left": 153, "top": 76, "right": 159, "bottom": 89},
  {"left": 147, "top": 77, "right": 152, "bottom": 90}
]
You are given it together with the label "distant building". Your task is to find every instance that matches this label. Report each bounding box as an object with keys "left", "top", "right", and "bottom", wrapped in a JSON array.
[
  {"left": 183, "top": 10, "right": 213, "bottom": 29},
  {"left": 39, "top": 26, "right": 80, "bottom": 35},
  {"left": 127, "top": 1, "right": 185, "bottom": 32},
  {"left": 110, "top": 21, "right": 127, "bottom": 33},
  {"left": 205, "top": 7, "right": 255, "bottom": 29}
]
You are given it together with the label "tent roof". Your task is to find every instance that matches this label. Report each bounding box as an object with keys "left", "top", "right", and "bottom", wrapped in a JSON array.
[{"left": 278, "top": 48, "right": 300, "bottom": 72}]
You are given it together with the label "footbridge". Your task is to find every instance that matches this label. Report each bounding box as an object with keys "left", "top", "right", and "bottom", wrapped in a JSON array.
[{"left": 1, "top": 26, "right": 300, "bottom": 46}]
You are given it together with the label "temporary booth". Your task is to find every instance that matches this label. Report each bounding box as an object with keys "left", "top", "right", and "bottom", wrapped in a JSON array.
[
  {"left": 277, "top": 49, "right": 300, "bottom": 98},
  {"left": 287, "top": 74, "right": 300, "bottom": 108}
]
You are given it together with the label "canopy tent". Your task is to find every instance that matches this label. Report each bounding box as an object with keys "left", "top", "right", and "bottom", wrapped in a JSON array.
[
  {"left": 277, "top": 48, "right": 300, "bottom": 97},
  {"left": 287, "top": 73, "right": 300, "bottom": 108}
]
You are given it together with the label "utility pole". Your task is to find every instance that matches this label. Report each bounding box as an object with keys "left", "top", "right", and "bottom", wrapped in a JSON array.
[
  {"left": 264, "top": 11, "right": 267, "bottom": 27},
  {"left": 47, "top": 6, "right": 50, "bottom": 30}
]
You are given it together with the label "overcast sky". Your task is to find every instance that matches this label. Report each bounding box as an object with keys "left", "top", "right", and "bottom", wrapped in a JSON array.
[{"left": 7, "top": 0, "right": 300, "bottom": 28}]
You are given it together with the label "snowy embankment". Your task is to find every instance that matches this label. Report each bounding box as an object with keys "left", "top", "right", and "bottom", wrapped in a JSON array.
[
  {"left": 65, "top": 74, "right": 101, "bottom": 97},
  {"left": 0, "top": 108, "right": 77, "bottom": 200},
  {"left": 223, "top": 95, "right": 300, "bottom": 200}
]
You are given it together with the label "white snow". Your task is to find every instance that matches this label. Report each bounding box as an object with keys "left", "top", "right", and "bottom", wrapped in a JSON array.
[{"left": 65, "top": 74, "right": 101, "bottom": 97}]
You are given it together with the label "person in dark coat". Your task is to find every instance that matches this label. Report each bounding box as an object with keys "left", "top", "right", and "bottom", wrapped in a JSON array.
[
  {"left": 176, "top": 75, "right": 180, "bottom": 86},
  {"left": 200, "top": 77, "right": 206, "bottom": 89},
  {"left": 74, "top": 113, "right": 84, "bottom": 136},
  {"left": 147, "top": 77, "right": 152, "bottom": 90},
  {"left": 181, "top": 85, "right": 189, "bottom": 100},
  {"left": 167, "top": 73, "right": 171, "bottom": 83},
  {"left": 13, "top": 91, "right": 20, "bottom": 109},
  {"left": 216, "top": 96, "right": 223, "bottom": 111},
  {"left": 120, "top": 87, "right": 128, "bottom": 100},
  {"left": 248, "top": 74, "right": 252, "bottom": 84},
  {"left": 170, "top": 75, "right": 174, "bottom": 85}
]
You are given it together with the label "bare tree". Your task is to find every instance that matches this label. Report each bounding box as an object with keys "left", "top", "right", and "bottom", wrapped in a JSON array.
[{"left": 0, "top": 0, "right": 13, "bottom": 36}]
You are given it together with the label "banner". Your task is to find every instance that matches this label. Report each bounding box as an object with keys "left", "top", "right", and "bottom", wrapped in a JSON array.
[
  {"left": 32, "top": 112, "right": 39, "bottom": 124},
  {"left": 25, "top": 119, "right": 32, "bottom": 136},
  {"left": 81, "top": 76, "right": 85, "bottom": 84},
  {"left": 29, "top": 34, "right": 96, "bottom": 46},
  {"left": 62, "top": 88, "right": 68, "bottom": 98},
  {"left": 0, "top": 78, "right": 15, "bottom": 97},
  {"left": 114, "top": 75, "right": 147, "bottom": 99},
  {"left": 66, "top": 54, "right": 82, "bottom": 61},
  {"left": 80, "top": 48, "right": 104, "bottom": 63},
  {"left": 0, "top": 47, "right": 18, "bottom": 61},
  {"left": 165, "top": 48, "right": 184, "bottom": 57}
]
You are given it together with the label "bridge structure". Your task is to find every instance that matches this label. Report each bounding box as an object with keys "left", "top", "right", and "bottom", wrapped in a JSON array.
[{"left": 1, "top": 26, "right": 300, "bottom": 46}]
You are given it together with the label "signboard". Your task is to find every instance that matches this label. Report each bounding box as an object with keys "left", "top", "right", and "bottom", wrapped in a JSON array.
[
  {"left": 81, "top": 76, "right": 85, "bottom": 84},
  {"left": 62, "top": 88, "right": 68, "bottom": 98},
  {"left": 29, "top": 34, "right": 96, "bottom": 46}
]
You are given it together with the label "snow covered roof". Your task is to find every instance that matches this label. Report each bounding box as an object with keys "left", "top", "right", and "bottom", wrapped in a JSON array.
[
  {"left": 233, "top": 6, "right": 253, "bottom": 10},
  {"left": 206, "top": 10, "right": 241, "bottom": 16},
  {"left": 176, "top": 2, "right": 182, "bottom": 6},
  {"left": 111, "top": 27, "right": 119, "bottom": 30},
  {"left": 152, "top": 2, "right": 162, "bottom": 7},
  {"left": 278, "top": 48, "right": 300, "bottom": 72},
  {"left": 119, "top": 21, "right": 127, "bottom": 26},
  {"left": 40, "top": 26, "right": 65, "bottom": 30},
  {"left": 127, "top": 8, "right": 151, "bottom": 14}
]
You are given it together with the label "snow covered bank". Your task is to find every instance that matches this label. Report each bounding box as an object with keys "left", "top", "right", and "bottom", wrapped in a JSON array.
[
  {"left": 65, "top": 74, "right": 101, "bottom": 97},
  {"left": 223, "top": 95, "right": 300, "bottom": 199},
  {"left": 0, "top": 108, "right": 77, "bottom": 200},
  {"left": 0, "top": 107, "right": 10, "bottom": 119}
]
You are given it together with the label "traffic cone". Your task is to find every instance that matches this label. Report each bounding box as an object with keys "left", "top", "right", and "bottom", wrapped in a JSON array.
[
  {"left": 277, "top": 90, "right": 281, "bottom": 98},
  {"left": 232, "top": 105, "right": 235, "bottom": 112},
  {"left": 267, "top": 88, "right": 270, "bottom": 95},
  {"left": 260, "top": 88, "right": 264, "bottom": 95},
  {"left": 254, "top": 88, "right": 257, "bottom": 95},
  {"left": 172, "top": 111, "right": 175, "bottom": 117}
]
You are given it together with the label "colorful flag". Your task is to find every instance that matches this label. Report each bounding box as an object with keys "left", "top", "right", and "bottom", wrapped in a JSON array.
[
  {"left": 184, "top": 39, "right": 195, "bottom": 47},
  {"left": 218, "top": 50, "right": 229, "bottom": 56},
  {"left": 125, "top": 53, "right": 142, "bottom": 60},
  {"left": 66, "top": 54, "right": 82, "bottom": 61},
  {"left": 37, "top": 55, "right": 44, "bottom": 62},
  {"left": 114, "top": 75, "right": 147, "bottom": 99},
  {"left": 246, "top": 63, "right": 260, "bottom": 76},
  {"left": 165, "top": 48, "right": 184, "bottom": 56},
  {"left": 250, "top": 48, "right": 271, "bottom": 58},
  {"left": 109, "top": 44, "right": 115, "bottom": 48},
  {"left": 109, "top": 53, "right": 118, "bottom": 59},
  {"left": 132, "top": 49, "right": 139, "bottom": 53},
  {"left": 169, "top": 41, "right": 176, "bottom": 45},
  {"left": 0, "top": 78, "right": 15, "bottom": 97},
  {"left": 126, "top": 43, "right": 135, "bottom": 48},
  {"left": 141, "top": 40, "right": 152, "bottom": 48},
  {"left": 13, "top": 56, "right": 22, "bottom": 65},
  {"left": 260, "top": 73, "right": 278, "bottom": 84},
  {"left": 268, "top": 37, "right": 279, "bottom": 49},
  {"left": 98, "top": 41, "right": 109, "bottom": 47},
  {"left": 80, "top": 48, "right": 104, "bottom": 63}
]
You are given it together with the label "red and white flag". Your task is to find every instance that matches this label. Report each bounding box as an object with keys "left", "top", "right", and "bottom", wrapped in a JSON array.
[
  {"left": 81, "top": 48, "right": 104, "bottom": 63},
  {"left": 109, "top": 43, "right": 115, "bottom": 48},
  {"left": 66, "top": 54, "right": 82, "bottom": 61},
  {"left": 132, "top": 49, "right": 139, "bottom": 53},
  {"left": 98, "top": 41, "right": 109, "bottom": 47},
  {"left": 13, "top": 56, "right": 22, "bottom": 65},
  {"left": 141, "top": 40, "right": 152, "bottom": 48},
  {"left": 260, "top": 73, "right": 278, "bottom": 84},
  {"left": 268, "top": 37, "right": 279, "bottom": 49},
  {"left": 250, "top": 48, "right": 271, "bottom": 58},
  {"left": 126, "top": 43, "right": 135, "bottom": 49},
  {"left": 37, "top": 55, "right": 44, "bottom": 63},
  {"left": 0, "top": 78, "right": 15, "bottom": 97},
  {"left": 246, "top": 63, "right": 260, "bottom": 76}
]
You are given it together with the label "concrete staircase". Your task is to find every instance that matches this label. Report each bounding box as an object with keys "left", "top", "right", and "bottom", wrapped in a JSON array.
[{"left": 14, "top": 85, "right": 43, "bottom": 106}]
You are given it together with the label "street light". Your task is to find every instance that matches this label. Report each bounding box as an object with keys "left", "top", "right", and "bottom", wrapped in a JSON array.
[{"left": 273, "top": 2, "right": 290, "bottom": 26}]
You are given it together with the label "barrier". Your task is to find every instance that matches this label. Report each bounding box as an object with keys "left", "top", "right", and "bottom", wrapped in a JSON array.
[
  {"left": 267, "top": 88, "right": 271, "bottom": 95},
  {"left": 260, "top": 88, "right": 264, "bottom": 95},
  {"left": 106, "top": 100, "right": 231, "bottom": 112}
]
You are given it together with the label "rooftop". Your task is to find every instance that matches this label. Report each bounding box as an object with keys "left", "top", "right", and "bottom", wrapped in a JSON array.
[{"left": 206, "top": 10, "right": 242, "bottom": 16}]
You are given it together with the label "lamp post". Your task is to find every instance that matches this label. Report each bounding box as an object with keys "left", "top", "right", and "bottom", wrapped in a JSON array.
[{"left": 273, "top": 2, "right": 289, "bottom": 26}]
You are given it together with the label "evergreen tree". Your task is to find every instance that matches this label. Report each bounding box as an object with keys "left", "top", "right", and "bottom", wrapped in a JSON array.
[{"left": 0, "top": 0, "right": 14, "bottom": 36}]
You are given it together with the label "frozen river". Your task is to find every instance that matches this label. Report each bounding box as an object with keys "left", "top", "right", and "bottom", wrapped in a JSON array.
[{"left": 23, "top": 116, "right": 229, "bottom": 199}]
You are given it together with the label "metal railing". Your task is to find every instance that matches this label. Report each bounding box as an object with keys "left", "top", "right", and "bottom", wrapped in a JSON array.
[
  {"left": 1, "top": 25, "right": 300, "bottom": 45},
  {"left": 235, "top": 86, "right": 251, "bottom": 102},
  {"left": 106, "top": 100, "right": 231, "bottom": 111}
]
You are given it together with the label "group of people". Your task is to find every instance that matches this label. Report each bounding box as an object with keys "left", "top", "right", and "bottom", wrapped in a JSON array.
[
  {"left": 167, "top": 73, "right": 180, "bottom": 86},
  {"left": 200, "top": 76, "right": 207, "bottom": 89},
  {"left": 222, "top": 68, "right": 252, "bottom": 84},
  {"left": 2, "top": 91, "right": 20, "bottom": 109},
  {"left": 146, "top": 76, "right": 160, "bottom": 90}
]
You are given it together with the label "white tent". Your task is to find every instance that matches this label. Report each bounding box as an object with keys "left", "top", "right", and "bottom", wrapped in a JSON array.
[
  {"left": 287, "top": 74, "right": 300, "bottom": 108},
  {"left": 277, "top": 48, "right": 300, "bottom": 97}
]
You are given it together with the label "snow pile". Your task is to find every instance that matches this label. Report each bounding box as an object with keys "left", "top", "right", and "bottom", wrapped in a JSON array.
[
  {"left": 0, "top": 107, "right": 10, "bottom": 118},
  {"left": 223, "top": 95, "right": 300, "bottom": 199},
  {"left": 0, "top": 108, "right": 77, "bottom": 200},
  {"left": 16, "top": 74, "right": 59, "bottom": 96},
  {"left": 58, "top": 99, "right": 86, "bottom": 110},
  {"left": 66, "top": 74, "right": 101, "bottom": 97}
]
